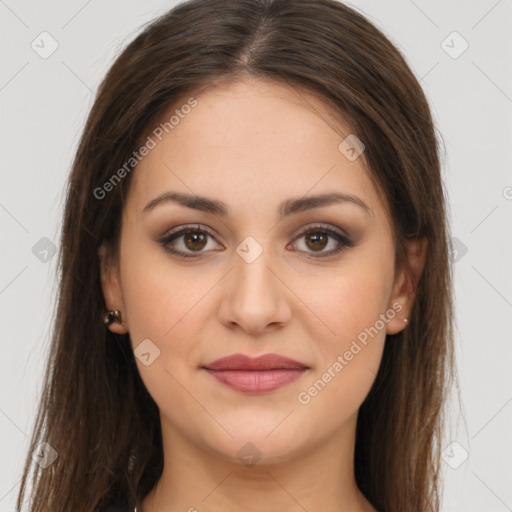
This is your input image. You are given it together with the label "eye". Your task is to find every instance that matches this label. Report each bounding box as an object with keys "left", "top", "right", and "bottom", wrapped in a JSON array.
[
  {"left": 158, "top": 223, "right": 354, "bottom": 259},
  {"left": 289, "top": 223, "right": 354, "bottom": 258},
  {"left": 158, "top": 224, "right": 222, "bottom": 259}
]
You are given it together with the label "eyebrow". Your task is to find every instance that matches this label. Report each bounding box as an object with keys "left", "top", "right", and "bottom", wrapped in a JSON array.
[{"left": 142, "top": 191, "right": 372, "bottom": 218}]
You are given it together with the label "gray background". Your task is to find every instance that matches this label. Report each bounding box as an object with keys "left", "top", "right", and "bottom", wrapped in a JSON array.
[{"left": 1, "top": 1, "right": 511, "bottom": 510}]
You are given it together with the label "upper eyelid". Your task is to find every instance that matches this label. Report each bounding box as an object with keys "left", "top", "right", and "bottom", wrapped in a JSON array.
[
  {"left": 160, "top": 223, "right": 350, "bottom": 248},
  {"left": 162, "top": 224, "right": 219, "bottom": 242},
  {"left": 161, "top": 222, "right": 347, "bottom": 239}
]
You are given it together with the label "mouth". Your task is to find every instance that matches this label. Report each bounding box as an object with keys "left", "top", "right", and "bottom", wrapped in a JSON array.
[{"left": 201, "top": 353, "right": 309, "bottom": 393}]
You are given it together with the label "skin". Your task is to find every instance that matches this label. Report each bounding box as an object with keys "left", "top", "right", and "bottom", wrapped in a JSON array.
[{"left": 98, "top": 76, "right": 427, "bottom": 512}]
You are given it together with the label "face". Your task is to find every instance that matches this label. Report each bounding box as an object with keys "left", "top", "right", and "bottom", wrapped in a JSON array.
[{"left": 99, "top": 76, "right": 424, "bottom": 465}]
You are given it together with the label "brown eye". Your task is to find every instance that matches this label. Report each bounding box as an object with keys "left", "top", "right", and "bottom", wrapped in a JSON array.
[
  {"left": 304, "top": 231, "right": 328, "bottom": 251},
  {"left": 291, "top": 224, "right": 354, "bottom": 258},
  {"left": 159, "top": 223, "right": 354, "bottom": 260},
  {"left": 159, "top": 225, "right": 221, "bottom": 258},
  {"left": 183, "top": 231, "right": 208, "bottom": 251}
]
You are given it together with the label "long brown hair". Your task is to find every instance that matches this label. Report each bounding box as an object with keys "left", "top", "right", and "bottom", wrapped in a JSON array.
[{"left": 16, "top": 1, "right": 456, "bottom": 511}]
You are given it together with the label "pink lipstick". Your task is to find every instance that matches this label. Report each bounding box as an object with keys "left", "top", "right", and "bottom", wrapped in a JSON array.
[{"left": 202, "top": 353, "right": 309, "bottom": 393}]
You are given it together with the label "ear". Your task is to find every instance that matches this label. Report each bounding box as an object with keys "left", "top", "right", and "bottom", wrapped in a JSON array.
[
  {"left": 385, "top": 236, "right": 428, "bottom": 335},
  {"left": 98, "top": 242, "right": 128, "bottom": 334}
]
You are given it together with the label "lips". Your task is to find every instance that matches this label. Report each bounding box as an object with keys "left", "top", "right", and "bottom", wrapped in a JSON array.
[
  {"left": 202, "top": 353, "right": 309, "bottom": 393},
  {"left": 204, "top": 353, "right": 308, "bottom": 371}
]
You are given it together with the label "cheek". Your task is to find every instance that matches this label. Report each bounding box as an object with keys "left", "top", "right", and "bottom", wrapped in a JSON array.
[
  {"left": 119, "top": 237, "right": 215, "bottom": 390},
  {"left": 296, "top": 251, "right": 393, "bottom": 411},
  {"left": 119, "top": 245, "right": 210, "bottom": 422},
  {"left": 119, "top": 234, "right": 211, "bottom": 342},
  {"left": 312, "top": 255, "right": 394, "bottom": 349},
  {"left": 296, "top": 280, "right": 388, "bottom": 427}
]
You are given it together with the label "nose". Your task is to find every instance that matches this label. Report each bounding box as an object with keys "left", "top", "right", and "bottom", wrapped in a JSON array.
[{"left": 217, "top": 244, "right": 292, "bottom": 336}]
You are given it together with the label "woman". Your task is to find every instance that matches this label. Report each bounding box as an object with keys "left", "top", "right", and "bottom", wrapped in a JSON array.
[{"left": 16, "top": 0, "right": 456, "bottom": 511}]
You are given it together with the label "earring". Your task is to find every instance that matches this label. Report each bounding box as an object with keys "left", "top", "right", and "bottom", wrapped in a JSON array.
[
  {"left": 404, "top": 318, "right": 408, "bottom": 324},
  {"left": 104, "top": 310, "right": 123, "bottom": 326}
]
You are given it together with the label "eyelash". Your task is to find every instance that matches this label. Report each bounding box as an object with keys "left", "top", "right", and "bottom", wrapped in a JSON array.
[{"left": 158, "top": 223, "right": 354, "bottom": 260}]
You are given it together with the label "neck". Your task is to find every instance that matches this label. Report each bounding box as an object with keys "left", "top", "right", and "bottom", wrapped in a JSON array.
[{"left": 141, "top": 412, "right": 377, "bottom": 512}]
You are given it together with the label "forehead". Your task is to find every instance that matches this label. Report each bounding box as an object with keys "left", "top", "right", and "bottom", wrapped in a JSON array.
[{"left": 126, "top": 77, "right": 389, "bottom": 225}]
